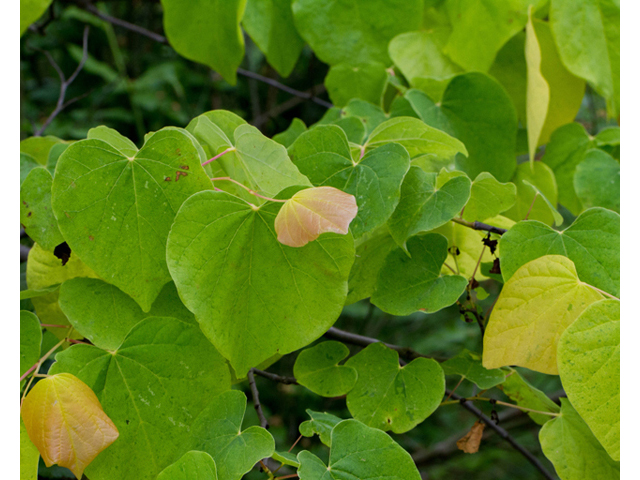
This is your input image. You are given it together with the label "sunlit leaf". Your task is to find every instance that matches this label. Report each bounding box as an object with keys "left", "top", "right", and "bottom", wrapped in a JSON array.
[
  {"left": 574, "top": 149, "right": 620, "bottom": 213},
  {"left": 21, "top": 373, "right": 119, "bottom": 479},
  {"left": 299, "top": 410, "right": 343, "bottom": 447},
  {"left": 20, "top": 168, "right": 64, "bottom": 250},
  {"left": 525, "top": 7, "right": 549, "bottom": 163},
  {"left": 498, "top": 369, "right": 560, "bottom": 425},
  {"left": 294, "top": 341, "right": 357, "bottom": 397},
  {"left": 156, "top": 451, "right": 217, "bottom": 480}
]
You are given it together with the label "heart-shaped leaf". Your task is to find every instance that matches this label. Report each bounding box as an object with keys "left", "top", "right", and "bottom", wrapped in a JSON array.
[
  {"left": 20, "top": 168, "right": 64, "bottom": 250},
  {"left": 299, "top": 409, "right": 343, "bottom": 447},
  {"left": 442, "top": 350, "right": 506, "bottom": 390},
  {"left": 294, "top": 341, "right": 357, "bottom": 397},
  {"left": 167, "top": 190, "right": 354, "bottom": 376},
  {"left": 156, "top": 451, "right": 218, "bottom": 480},
  {"left": 189, "top": 390, "right": 275, "bottom": 480},
  {"left": 21, "top": 373, "right": 119, "bottom": 479},
  {"left": 274, "top": 186, "right": 358, "bottom": 247},
  {"left": 52, "top": 128, "right": 213, "bottom": 311},
  {"left": 345, "top": 343, "right": 445, "bottom": 433},
  {"left": 483, "top": 255, "right": 603, "bottom": 374}
]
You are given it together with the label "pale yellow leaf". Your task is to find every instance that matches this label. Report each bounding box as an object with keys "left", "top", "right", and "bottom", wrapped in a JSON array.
[
  {"left": 483, "top": 255, "right": 603, "bottom": 374},
  {"left": 275, "top": 187, "right": 357, "bottom": 247},
  {"left": 525, "top": 6, "right": 549, "bottom": 163},
  {"left": 21, "top": 373, "right": 119, "bottom": 479}
]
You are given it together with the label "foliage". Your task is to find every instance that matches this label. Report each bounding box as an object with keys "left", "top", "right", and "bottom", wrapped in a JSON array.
[{"left": 20, "top": 1, "right": 619, "bottom": 480}]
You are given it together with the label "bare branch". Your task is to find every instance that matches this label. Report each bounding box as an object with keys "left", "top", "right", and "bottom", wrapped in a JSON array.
[
  {"left": 34, "top": 26, "right": 90, "bottom": 136},
  {"left": 253, "top": 369, "right": 298, "bottom": 385},
  {"left": 247, "top": 369, "right": 269, "bottom": 429},
  {"left": 451, "top": 217, "right": 508, "bottom": 235}
]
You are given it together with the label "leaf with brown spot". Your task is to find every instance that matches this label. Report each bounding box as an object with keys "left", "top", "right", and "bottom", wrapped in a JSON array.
[
  {"left": 275, "top": 186, "right": 357, "bottom": 247},
  {"left": 21, "top": 373, "right": 119, "bottom": 479},
  {"left": 456, "top": 420, "right": 485, "bottom": 454}
]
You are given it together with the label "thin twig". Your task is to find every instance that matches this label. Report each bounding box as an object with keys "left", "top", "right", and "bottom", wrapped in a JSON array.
[
  {"left": 34, "top": 26, "right": 90, "bottom": 136},
  {"left": 253, "top": 369, "right": 298, "bottom": 385},
  {"left": 524, "top": 193, "right": 539, "bottom": 221},
  {"left": 247, "top": 369, "right": 269, "bottom": 429},
  {"left": 211, "top": 177, "right": 287, "bottom": 203},
  {"left": 202, "top": 147, "right": 235, "bottom": 167},
  {"left": 446, "top": 391, "right": 557, "bottom": 480},
  {"left": 451, "top": 218, "right": 508, "bottom": 235}
]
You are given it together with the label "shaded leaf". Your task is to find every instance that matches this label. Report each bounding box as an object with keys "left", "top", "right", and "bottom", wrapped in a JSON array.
[
  {"left": 273, "top": 118, "right": 307, "bottom": 148},
  {"left": 499, "top": 369, "right": 560, "bottom": 425},
  {"left": 345, "top": 343, "right": 445, "bottom": 433},
  {"left": 21, "top": 373, "right": 119, "bottom": 479},
  {"left": 294, "top": 341, "right": 357, "bottom": 397},
  {"left": 299, "top": 409, "right": 343, "bottom": 447},
  {"left": 156, "top": 451, "right": 217, "bottom": 480},
  {"left": 20, "top": 311, "right": 42, "bottom": 387},
  {"left": 21, "top": 418, "right": 39, "bottom": 480},
  {"left": 442, "top": 350, "right": 506, "bottom": 390},
  {"left": 462, "top": 172, "right": 516, "bottom": 222},
  {"left": 325, "top": 62, "right": 388, "bottom": 107},
  {"left": 504, "top": 161, "right": 561, "bottom": 226},
  {"left": 20, "top": 168, "right": 65, "bottom": 250},
  {"left": 574, "top": 149, "right": 620, "bottom": 213}
]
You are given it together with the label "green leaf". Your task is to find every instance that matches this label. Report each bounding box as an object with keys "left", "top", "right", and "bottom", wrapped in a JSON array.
[
  {"left": 231, "top": 124, "right": 312, "bottom": 197},
  {"left": 20, "top": 168, "right": 65, "bottom": 250},
  {"left": 87, "top": 126, "right": 138, "bottom": 157},
  {"left": 21, "top": 153, "right": 41, "bottom": 186},
  {"left": 541, "top": 123, "right": 593, "bottom": 214},
  {"left": 372, "top": 233, "right": 467, "bottom": 315},
  {"left": 166, "top": 190, "right": 354, "bottom": 376},
  {"left": 483, "top": 255, "right": 604, "bottom": 374},
  {"left": 387, "top": 167, "right": 471, "bottom": 249},
  {"left": 525, "top": 8, "right": 550, "bottom": 163},
  {"left": 594, "top": 126, "right": 620, "bottom": 147},
  {"left": 504, "top": 161, "right": 561, "bottom": 226},
  {"left": 539, "top": 399, "right": 620, "bottom": 480},
  {"left": 366, "top": 117, "right": 467, "bottom": 162},
  {"left": 574, "top": 149, "right": 620, "bottom": 213},
  {"left": 557, "top": 300, "right": 620, "bottom": 460},
  {"left": 489, "top": 32, "right": 527, "bottom": 123},
  {"left": 27, "top": 243, "right": 99, "bottom": 339},
  {"left": 346, "top": 227, "right": 397, "bottom": 305},
  {"left": 294, "top": 341, "right": 357, "bottom": 397},
  {"left": 442, "top": 350, "right": 506, "bottom": 390},
  {"left": 334, "top": 117, "right": 366, "bottom": 144},
  {"left": 51, "top": 128, "right": 213, "bottom": 311},
  {"left": 499, "top": 207, "right": 620, "bottom": 296},
  {"left": 20, "top": 285, "right": 60, "bottom": 300},
  {"left": 345, "top": 343, "right": 445, "bottom": 433},
  {"left": 389, "top": 31, "right": 461, "bottom": 103},
  {"left": 444, "top": 0, "right": 545, "bottom": 72},
  {"left": 273, "top": 118, "right": 307, "bottom": 148},
  {"left": 242, "top": 0, "right": 305, "bottom": 77},
  {"left": 20, "top": 311, "right": 42, "bottom": 386},
  {"left": 272, "top": 451, "right": 300, "bottom": 468},
  {"left": 462, "top": 172, "right": 516, "bottom": 222},
  {"left": 550, "top": 0, "right": 620, "bottom": 117},
  {"left": 290, "top": 125, "right": 410, "bottom": 238},
  {"left": 160, "top": 0, "right": 246, "bottom": 84},
  {"left": 189, "top": 390, "right": 275, "bottom": 480},
  {"left": 20, "top": 136, "right": 63, "bottom": 165},
  {"left": 20, "top": 0, "right": 53, "bottom": 35},
  {"left": 291, "top": 0, "right": 423, "bottom": 66},
  {"left": 299, "top": 410, "right": 343, "bottom": 447},
  {"left": 59, "top": 278, "right": 195, "bottom": 351},
  {"left": 157, "top": 451, "right": 217, "bottom": 480},
  {"left": 403, "top": 73, "right": 518, "bottom": 182},
  {"left": 46, "top": 143, "right": 69, "bottom": 177},
  {"left": 297, "top": 419, "right": 421, "bottom": 480},
  {"left": 325, "top": 62, "right": 388, "bottom": 107},
  {"left": 341, "top": 99, "right": 389, "bottom": 137},
  {"left": 499, "top": 369, "right": 560, "bottom": 425},
  {"left": 21, "top": 418, "right": 39, "bottom": 480},
  {"left": 49, "top": 317, "right": 231, "bottom": 480}
]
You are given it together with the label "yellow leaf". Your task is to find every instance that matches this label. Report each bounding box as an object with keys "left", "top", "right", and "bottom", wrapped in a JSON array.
[
  {"left": 456, "top": 420, "right": 486, "bottom": 454},
  {"left": 21, "top": 373, "right": 119, "bottom": 479},
  {"left": 525, "top": 5, "right": 549, "bottom": 164},
  {"left": 483, "top": 255, "right": 603, "bottom": 374},
  {"left": 275, "top": 186, "right": 358, "bottom": 247}
]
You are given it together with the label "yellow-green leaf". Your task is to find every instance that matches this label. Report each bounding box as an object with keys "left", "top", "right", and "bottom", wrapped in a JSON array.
[
  {"left": 483, "top": 255, "right": 603, "bottom": 374},
  {"left": 525, "top": 6, "right": 549, "bottom": 163},
  {"left": 21, "top": 373, "right": 119, "bottom": 479},
  {"left": 275, "top": 187, "right": 358, "bottom": 247}
]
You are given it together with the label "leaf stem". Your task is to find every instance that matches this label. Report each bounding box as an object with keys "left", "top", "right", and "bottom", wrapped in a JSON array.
[
  {"left": 20, "top": 334, "right": 69, "bottom": 382},
  {"left": 584, "top": 283, "right": 620, "bottom": 301},
  {"left": 451, "top": 217, "right": 508, "bottom": 235},
  {"left": 202, "top": 147, "right": 235, "bottom": 167},
  {"left": 40, "top": 324, "right": 69, "bottom": 329},
  {"left": 524, "top": 193, "right": 539, "bottom": 220},
  {"left": 210, "top": 177, "right": 288, "bottom": 203}
]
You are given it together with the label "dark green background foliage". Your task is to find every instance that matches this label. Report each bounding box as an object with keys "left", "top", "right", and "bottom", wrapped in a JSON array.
[{"left": 20, "top": 1, "right": 619, "bottom": 480}]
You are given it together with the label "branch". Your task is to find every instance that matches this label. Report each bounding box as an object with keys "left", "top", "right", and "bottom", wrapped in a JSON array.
[
  {"left": 34, "top": 26, "right": 90, "bottom": 136},
  {"left": 451, "top": 218, "right": 508, "bottom": 235},
  {"left": 75, "top": 3, "right": 333, "bottom": 108},
  {"left": 447, "top": 391, "right": 557, "bottom": 480},
  {"left": 253, "top": 369, "right": 298, "bottom": 385},
  {"left": 247, "top": 369, "right": 269, "bottom": 429}
]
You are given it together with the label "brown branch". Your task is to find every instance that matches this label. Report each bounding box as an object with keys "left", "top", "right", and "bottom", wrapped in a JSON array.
[
  {"left": 253, "top": 369, "right": 298, "bottom": 385},
  {"left": 247, "top": 369, "right": 269, "bottom": 429},
  {"left": 447, "top": 391, "right": 557, "bottom": 480},
  {"left": 75, "top": 3, "right": 333, "bottom": 108},
  {"left": 34, "top": 26, "right": 90, "bottom": 136}
]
